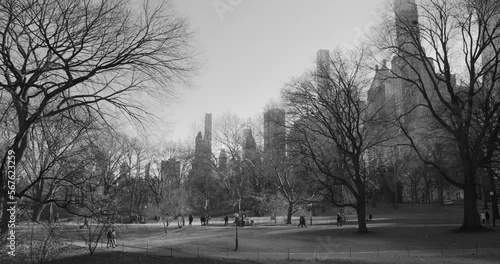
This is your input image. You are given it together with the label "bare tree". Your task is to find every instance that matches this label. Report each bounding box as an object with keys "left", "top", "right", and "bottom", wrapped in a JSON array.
[
  {"left": 144, "top": 139, "right": 192, "bottom": 232},
  {"left": 17, "top": 112, "right": 97, "bottom": 222},
  {"left": 371, "top": 0, "right": 500, "bottom": 231},
  {"left": 260, "top": 151, "right": 314, "bottom": 224},
  {"left": 283, "top": 48, "right": 392, "bottom": 233},
  {"left": 0, "top": 0, "right": 197, "bottom": 232}
]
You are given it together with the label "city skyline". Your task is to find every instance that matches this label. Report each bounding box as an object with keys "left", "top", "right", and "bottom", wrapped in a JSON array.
[{"left": 148, "top": 0, "right": 387, "bottom": 141}]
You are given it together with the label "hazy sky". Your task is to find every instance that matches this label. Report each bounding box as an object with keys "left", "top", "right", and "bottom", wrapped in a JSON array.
[{"left": 154, "top": 0, "right": 387, "bottom": 141}]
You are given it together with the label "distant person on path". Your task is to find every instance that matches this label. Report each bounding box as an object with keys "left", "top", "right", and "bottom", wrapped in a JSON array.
[
  {"left": 485, "top": 211, "right": 490, "bottom": 226},
  {"left": 337, "top": 213, "right": 342, "bottom": 227},
  {"left": 481, "top": 211, "right": 486, "bottom": 225},
  {"left": 111, "top": 228, "right": 117, "bottom": 248},
  {"left": 206, "top": 214, "right": 211, "bottom": 225},
  {"left": 298, "top": 216, "right": 307, "bottom": 228},
  {"left": 224, "top": 215, "right": 229, "bottom": 226},
  {"left": 189, "top": 213, "right": 193, "bottom": 226},
  {"left": 369, "top": 214, "right": 373, "bottom": 221},
  {"left": 107, "top": 229, "right": 113, "bottom": 248},
  {"left": 234, "top": 212, "right": 239, "bottom": 226},
  {"left": 200, "top": 215, "right": 205, "bottom": 226},
  {"left": 80, "top": 217, "right": 89, "bottom": 229}
]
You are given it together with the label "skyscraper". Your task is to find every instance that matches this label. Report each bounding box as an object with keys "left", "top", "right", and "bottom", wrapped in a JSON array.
[
  {"left": 242, "top": 128, "right": 257, "bottom": 161},
  {"left": 264, "top": 108, "right": 286, "bottom": 159},
  {"left": 193, "top": 113, "right": 213, "bottom": 175},
  {"left": 205, "top": 113, "right": 212, "bottom": 152},
  {"left": 316, "top": 49, "right": 331, "bottom": 95}
]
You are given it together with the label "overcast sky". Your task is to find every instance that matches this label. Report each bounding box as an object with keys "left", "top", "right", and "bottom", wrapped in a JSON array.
[{"left": 151, "top": 0, "right": 387, "bottom": 141}]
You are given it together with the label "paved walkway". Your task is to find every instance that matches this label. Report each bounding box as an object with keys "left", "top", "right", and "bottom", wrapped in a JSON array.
[{"left": 61, "top": 222, "right": 500, "bottom": 260}]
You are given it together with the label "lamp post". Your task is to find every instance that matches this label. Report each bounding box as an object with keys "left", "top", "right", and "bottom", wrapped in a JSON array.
[{"left": 490, "top": 191, "right": 496, "bottom": 227}]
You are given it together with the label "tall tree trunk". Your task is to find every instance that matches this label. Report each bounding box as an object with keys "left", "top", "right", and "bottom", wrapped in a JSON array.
[
  {"left": 286, "top": 201, "right": 293, "bottom": 224},
  {"left": 492, "top": 194, "right": 499, "bottom": 219},
  {"left": 31, "top": 203, "right": 48, "bottom": 222},
  {"left": 49, "top": 202, "right": 53, "bottom": 223},
  {"left": 356, "top": 197, "right": 368, "bottom": 233},
  {"left": 460, "top": 166, "right": 481, "bottom": 231},
  {"left": 357, "top": 177, "right": 368, "bottom": 233}
]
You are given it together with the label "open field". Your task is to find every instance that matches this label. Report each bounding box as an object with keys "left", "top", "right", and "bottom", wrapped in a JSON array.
[{"left": 4, "top": 203, "right": 500, "bottom": 263}]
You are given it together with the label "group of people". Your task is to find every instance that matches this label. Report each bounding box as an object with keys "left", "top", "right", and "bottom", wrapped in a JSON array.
[
  {"left": 200, "top": 214, "right": 211, "bottom": 225},
  {"left": 186, "top": 213, "right": 233, "bottom": 226},
  {"left": 106, "top": 228, "right": 117, "bottom": 248},
  {"left": 480, "top": 211, "right": 491, "bottom": 226}
]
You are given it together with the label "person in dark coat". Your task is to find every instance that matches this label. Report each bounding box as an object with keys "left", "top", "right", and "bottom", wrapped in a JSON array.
[
  {"left": 200, "top": 215, "right": 205, "bottom": 226},
  {"left": 189, "top": 213, "right": 193, "bottom": 226},
  {"left": 485, "top": 211, "right": 490, "bottom": 226},
  {"left": 224, "top": 215, "right": 229, "bottom": 226},
  {"left": 106, "top": 229, "right": 113, "bottom": 248},
  {"left": 110, "top": 228, "right": 117, "bottom": 248},
  {"left": 337, "top": 213, "right": 342, "bottom": 227},
  {"left": 298, "top": 216, "right": 306, "bottom": 228}
]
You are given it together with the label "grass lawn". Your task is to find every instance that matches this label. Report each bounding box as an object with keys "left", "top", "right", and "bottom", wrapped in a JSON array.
[
  {"left": 2, "top": 243, "right": 500, "bottom": 264},
  {"left": 4, "top": 203, "right": 499, "bottom": 263}
]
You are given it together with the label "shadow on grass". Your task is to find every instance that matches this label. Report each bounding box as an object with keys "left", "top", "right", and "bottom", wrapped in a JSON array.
[
  {"left": 50, "top": 251, "right": 265, "bottom": 264},
  {"left": 453, "top": 225, "right": 497, "bottom": 233},
  {"left": 50, "top": 251, "right": 500, "bottom": 264}
]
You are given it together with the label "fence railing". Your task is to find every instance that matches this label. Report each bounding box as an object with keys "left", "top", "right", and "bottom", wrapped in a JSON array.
[{"left": 63, "top": 236, "right": 499, "bottom": 261}]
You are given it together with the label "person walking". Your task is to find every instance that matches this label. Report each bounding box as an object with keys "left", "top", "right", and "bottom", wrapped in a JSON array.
[
  {"left": 337, "top": 213, "right": 342, "bottom": 227},
  {"left": 298, "top": 216, "right": 306, "bottom": 228},
  {"left": 224, "top": 215, "right": 229, "bottom": 226},
  {"left": 111, "top": 228, "right": 117, "bottom": 248},
  {"left": 481, "top": 211, "right": 486, "bottom": 225},
  {"left": 189, "top": 213, "right": 193, "bottom": 226},
  {"left": 107, "top": 229, "right": 113, "bottom": 248},
  {"left": 485, "top": 211, "right": 490, "bottom": 226}
]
